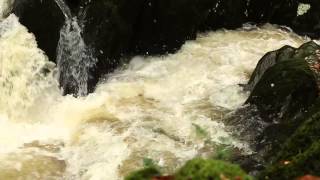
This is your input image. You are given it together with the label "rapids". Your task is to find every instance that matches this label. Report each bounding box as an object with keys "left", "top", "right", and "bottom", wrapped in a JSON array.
[{"left": 0, "top": 6, "right": 312, "bottom": 180}]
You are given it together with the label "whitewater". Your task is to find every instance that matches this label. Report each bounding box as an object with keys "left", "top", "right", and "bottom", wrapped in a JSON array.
[{"left": 0, "top": 3, "right": 312, "bottom": 180}]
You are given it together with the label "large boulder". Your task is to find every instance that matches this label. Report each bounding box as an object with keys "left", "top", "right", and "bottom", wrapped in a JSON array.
[
  {"left": 80, "top": 0, "right": 217, "bottom": 93},
  {"left": 236, "top": 41, "right": 320, "bottom": 175},
  {"left": 246, "top": 41, "right": 319, "bottom": 124},
  {"left": 12, "top": 0, "right": 65, "bottom": 62}
]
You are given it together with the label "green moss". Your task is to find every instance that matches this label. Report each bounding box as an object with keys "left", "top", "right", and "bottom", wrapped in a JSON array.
[
  {"left": 193, "top": 123, "right": 209, "bottom": 139},
  {"left": 211, "top": 145, "right": 234, "bottom": 161},
  {"left": 124, "top": 166, "right": 160, "bottom": 180},
  {"left": 260, "top": 101, "right": 320, "bottom": 179},
  {"left": 261, "top": 141, "right": 320, "bottom": 179},
  {"left": 175, "top": 158, "right": 252, "bottom": 180},
  {"left": 143, "top": 158, "right": 157, "bottom": 168}
]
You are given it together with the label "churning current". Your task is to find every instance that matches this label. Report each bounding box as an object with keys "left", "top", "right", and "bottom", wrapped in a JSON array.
[{"left": 0, "top": 10, "right": 311, "bottom": 180}]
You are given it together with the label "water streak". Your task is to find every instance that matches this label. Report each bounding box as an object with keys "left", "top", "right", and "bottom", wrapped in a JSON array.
[{"left": 55, "top": 0, "right": 97, "bottom": 96}]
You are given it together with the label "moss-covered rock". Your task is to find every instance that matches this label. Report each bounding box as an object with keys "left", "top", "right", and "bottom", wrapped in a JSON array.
[
  {"left": 234, "top": 41, "right": 320, "bottom": 175},
  {"left": 246, "top": 42, "right": 319, "bottom": 123},
  {"left": 245, "top": 42, "right": 319, "bottom": 152},
  {"left": 260, "top": 100, "right": 320, "bottom": 179},
  {"left": 124, "top": 158, "right": 252, "bottom": 180},
  {"left": 174, "top": 158, "right": 252, "bottom": 180},
  {"left": 124, "top": 166, "right": 161, "bottom": 180}
]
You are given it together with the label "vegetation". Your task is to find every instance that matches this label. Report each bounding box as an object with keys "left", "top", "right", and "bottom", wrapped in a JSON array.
[
  {"left": 124, "top": 157, "right": 252, "bottom": 180},
  {"left": 174, "top": 158, "right": 252, "bottom": 180}
]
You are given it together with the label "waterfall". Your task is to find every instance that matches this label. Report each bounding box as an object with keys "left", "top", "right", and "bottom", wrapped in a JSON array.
[
  {"left": 55, "top": 0, "right": 97, "bottom": 96},
  {"left": 0, "top": 2, "right": 313, "bottom": 178}
]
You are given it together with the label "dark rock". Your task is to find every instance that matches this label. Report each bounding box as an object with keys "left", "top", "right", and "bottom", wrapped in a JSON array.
[
  {"left": 128, "top": 0, "right": 216, "bottom": 55},
  {"left": 12, "top": 0, "right": 65, "bottom": 62},
  {"left": 247, "top": 0, "right": 320, "bottom": 39},
  {"left": 245, "top": 45, "right": 296, "bottom": 92},
  {"left": 12, "top": 0, "right": 320, "bottom": 96},
  {"left": 80, "top": 0, "right": 217, "bottom": 93},
  {"left": 291, "top": 0, "right": 320, "bottom": 38},
  {"left": 246, "top": 41, "right": 319, "bottom": 123},
  {"left": 65, "top": 0, "right": 81, "bottom": 15},
  {"left": 80, "top": 0, "right": 136, "bottom": 93},
  {"left": 124, "top": 166, "right": 161, "bottom": 180},
  {"left": 260, "top": 100, "right": 320, "bottom": 179},
  {"left": 201, "top": 0, "right": 248, "bottom": 30},
  {"left": 240, "top": 41, "right": 320, "bottom": 175},
  {"left": 174, "top": 158, "right": 252, "bottom": 180},
  {"left": 81, "top": 0, "right": 218, "bottom": 56},
  {"left": 248, "top": 0, "right": 299, "bottom": 26}
]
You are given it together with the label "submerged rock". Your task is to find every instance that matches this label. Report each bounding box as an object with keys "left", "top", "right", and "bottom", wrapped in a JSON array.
[{"left": 12, "top": 0, "right": 65, "bottom": 62}]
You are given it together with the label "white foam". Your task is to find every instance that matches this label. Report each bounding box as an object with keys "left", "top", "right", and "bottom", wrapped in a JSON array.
[
  {"left": 0, "top": 0, "right": 14, "bottom": 20},
  {"left": 0, "top": 17, "right": 309, "bottom": 180}
]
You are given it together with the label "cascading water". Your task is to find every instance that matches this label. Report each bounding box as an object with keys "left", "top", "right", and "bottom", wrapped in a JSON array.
[
  {"left": 55, "top": 0, "right": 97, "bottom": 96},
  {"left": 0, "top": 0, "right": 13, "bottom": 20},
  {"left": 0, "top": 2, "right": 314, "bottom": 180}
]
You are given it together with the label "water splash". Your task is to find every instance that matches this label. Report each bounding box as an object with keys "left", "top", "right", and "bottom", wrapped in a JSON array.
[
  {"left": 0, "top": 13, "right": 310, "bottom": 180},
  {"left": 0, "top": 14, "right": 58, "bottom": 120},
  {"left": 0, "top": 0, "right": 14, "bottom": 20},
  {"left": 55, "top": 0, "right": 97, "bottom": 96}
]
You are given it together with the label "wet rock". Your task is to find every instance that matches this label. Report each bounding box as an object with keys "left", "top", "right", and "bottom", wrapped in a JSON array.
[
  {"left": 124, "top": 158, "right": 252, "bottom": 180},
  {"left": 124, "top": 166, "right": 160, "bottom": 180},
  {"left": 247, "top": 0, "right": 320, "bottom": 39},
  {"left": 174, "top": 158, "right": 252, "bottom": 180},
  {"left": 245, "top": 45, "right": 297, "bottom": 92},
  {"left": 12, "top": 0, "right": 65, "bottom": 62},
  {"left": 246, "top": 41, "right": 319, "bottom": 124},
  {"left": 80, "top": 0, "right": 135, "bottom": 93},
  {"left": 11, "top": 0, "right": 320, "bottom": 95},
  {"left": 291, "top": 0, "right": 320, "bottom": 38},
  {"left": 80, "top": 0, "right": 217, "bottom": 93},
  {"left": 201, "top": 0, "right": 248, "bottom": 30},
  {"left": 242, "top": 41, "right": 320, "bottom": 175},
  {"left": 65, "top": 0, "right": 81, "bottom": 15},
  {"left": 248, "top": 0, "right": 299, "bottom": 26},
  {"left": 260, "top": 100, "right": 320, "bottom": 179}
]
